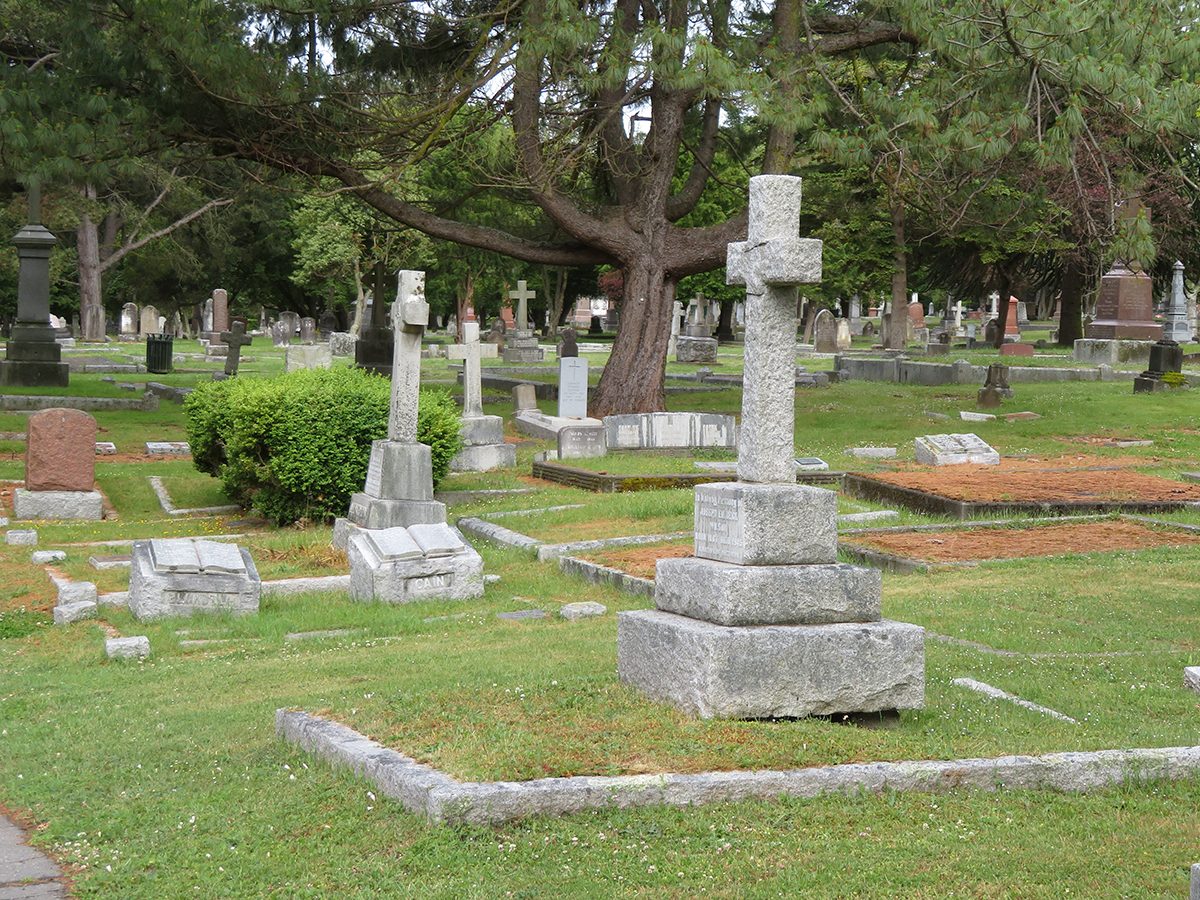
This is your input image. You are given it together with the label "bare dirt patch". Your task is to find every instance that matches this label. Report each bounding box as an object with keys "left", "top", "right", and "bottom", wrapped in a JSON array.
[
  {"left": 581, "top": 540, "right": 693, "bottom": 579},
  {"left": 868, "top": 466, "right": 1200, "bottom": 504},
  {"left": 844, "top": 520, "right": 1200, "bottom": 564}
]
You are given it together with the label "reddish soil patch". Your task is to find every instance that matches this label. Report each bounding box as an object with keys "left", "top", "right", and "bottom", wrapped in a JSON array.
[
  {"left": 845, "top": 520, "right": 1200, "bottom": 563},
  {"left": 582, "top": 541, "right": 693, "bottom": 580},
  {"left": 868, "top": 467, "right": 1200, "bottom": 504}
]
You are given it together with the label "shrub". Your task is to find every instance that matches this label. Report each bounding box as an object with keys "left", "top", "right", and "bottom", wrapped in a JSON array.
[{"left": 183, "top": 367, "right": 463, "bottom": 525}]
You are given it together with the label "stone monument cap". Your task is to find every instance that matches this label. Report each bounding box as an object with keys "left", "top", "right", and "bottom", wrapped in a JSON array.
[{"left": 364, "top": 527, "right": 423, "bottom": 561}]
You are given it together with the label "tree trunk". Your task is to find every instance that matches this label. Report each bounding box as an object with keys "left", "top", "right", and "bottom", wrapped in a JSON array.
[
  {"left": 543, "top": 266, "right": 568, "bottom": 335},
  {"left": 1057, "top": 256, "right": 1085, "bottom": 347},
  {"left": 885, "top": 198, "right": 908, "bottom": 349},
  {"left": 591, "top": 257, "right": 674, "bottom": 416},
  {"left": 992, "top": 271, "right": 1013, "bottom": 350},
  {"left": 77, "top": 186, "right": 106, "bottom": 342},
  {"left": 349, "top": 257, "right": 367, "bottom": 336}
]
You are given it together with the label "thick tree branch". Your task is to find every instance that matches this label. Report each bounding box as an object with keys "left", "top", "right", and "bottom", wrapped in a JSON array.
[
  {"left": 102, "top": 196, "right": 233, "bottom": 271},
  {"left": 665, "top": 98, "right": 722, "bottom": 221}
]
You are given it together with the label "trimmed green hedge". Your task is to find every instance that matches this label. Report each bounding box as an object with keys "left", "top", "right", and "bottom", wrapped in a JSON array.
[{"left": 184, "top": 367, "right": 462, "bottom": 525}]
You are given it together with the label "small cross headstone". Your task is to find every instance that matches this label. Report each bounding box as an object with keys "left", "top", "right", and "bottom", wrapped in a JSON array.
[
  {"left": 446, "top": 321, "right": 498, "bottom": 418},
  {"left": 220, "top": 322, "right": 252, "bottom": 376},
  {"left": 508, "top": 280, "right": 536, "bottom": 331}
]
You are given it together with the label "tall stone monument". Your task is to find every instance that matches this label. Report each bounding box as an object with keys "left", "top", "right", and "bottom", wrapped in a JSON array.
[
  {"left": 1163, "top": 261, "right": 1193, "bottom": 343},
  {"left": 345, "top": 271, "right": 446, "bottom": 531},
  {"left": 1084, "top": 261, "right": 1162, "bottom": 340},
  {"left": 676, "top": 295, "right": 718, "bottom": 363},
  {"left": 447, "top": 320, "right": 515, "bottom": 471},
  {"left": 502, "top": 280, "right": 544, "bottom": 363},
  {"left": 356, "top": 262, "right": 395, "bottom": 376},
  {"left": 618, "top": 175, "right": 925, "bottom": 719},
  {"left": 0, "top": 185, "right": 68, "bottom": 387}
]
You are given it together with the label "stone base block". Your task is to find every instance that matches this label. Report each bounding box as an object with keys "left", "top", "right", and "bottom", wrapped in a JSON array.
[
  {"left": 285, "top": 344, "right": 333, "bottom": 372},
  {"left": 205, "top": 345, "right": 229, "bottom": 358},
  {"left": 450, "top": 442, "right": 516, "bottom": 472},
  {"left": 1072, "top": 338, "right": 1154, "bottom": 367},
  {"left": 128, "top": 541, "right": 260, "bottom": 622},
  {"left": 1133, "top": 375, "right": 1167, "bottom": 393},
  {"left": 332, "top": 517, "right": 352, "bottom": 551},
  {"left": 654, "top": 557, "right": 880, "bottom": 626},
  {"left": 106, "top": 636, "right": 150, "bottom": 659},
  {"left": 0, "top": 359, "right": 69, "bottom": 387},
  {"left": 676, "top": 336, "right": 718, "bottom": 364},
  {"left": 348, "top": 531, "right": 484, "bottom": 603},
  {"left": 461, "top": 415, "right": 505, "bottom": 446},
  {"left": 617, "top": 610, "right": 925, "bottom": 719},
  {"left": 503, "top": 347, "right": 545, "bottom": 363},
  {"left": 693, "top": 481, "right": 837, "bottom": 566},
  {"left": 14, "top": 489, "right": 103, "bottom": 521},
  {"left": 364, "top": 440, "right": 435, "bottom": 500},
  {"left": 515, "top": 410, "right": 603, "bottom": 440},
  {"left": 347, "top": 494, "right": 446, "bottom": 529},
  {"left": 54, "top": 600, "right": 97, "bottom": 625}
]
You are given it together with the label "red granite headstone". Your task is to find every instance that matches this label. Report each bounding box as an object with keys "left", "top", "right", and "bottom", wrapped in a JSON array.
[
  {"left": 1084, "top": 261, "right": 1162, "bottom": 340},
  {"left": 25, "top": 408, "right": 96, "bottom": 492}
]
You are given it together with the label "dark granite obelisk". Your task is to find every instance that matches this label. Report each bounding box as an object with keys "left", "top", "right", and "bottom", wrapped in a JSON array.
[
  {"left": 1, "top": 185, "right": 68, "bottom": 387},
  {"left": 355, "top": 261, "right": 395, "bottom": 377}
]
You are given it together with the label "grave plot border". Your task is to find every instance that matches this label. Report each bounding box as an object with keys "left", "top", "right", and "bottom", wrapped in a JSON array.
[
  {"left": 843, "top": 473, "right": 1200, "bottom": 519},
  {"left": 276, "top": 709, "right": 1200, "bottom": 827},
  {"left": 557, "top": 555, "right": 655, "bottom": 597},
  {"left": 838, "top": 513, "right": 1200, "bottom": 572},
  {"left": 533, "top": 458, "right": 845, "bottom": 493}
]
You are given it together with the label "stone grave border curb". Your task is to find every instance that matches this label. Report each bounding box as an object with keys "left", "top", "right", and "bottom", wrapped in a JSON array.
[
  {"left": 532, "top": 458, "right": 845, "bottom": 493},
  {"left": 0, "top": 393, "right": 158, "bottom": 412},
  {"left": 557, "top": 555, "right": 654, "bottom": 597},
  {"left": 276, "top": 709, "right": 1200, "bottom": 827},
  {"left": 457, "top": 516, "right": 689, "bottom": 567},
  {"left": 843, "top": 473, "right": 1200, "bottom": 520},
  {"left": 147, "top": 475, "right": 241, "bottom": 517},
  {"left": 838, "top": 513, "right": 1200, "bottom": 573}
]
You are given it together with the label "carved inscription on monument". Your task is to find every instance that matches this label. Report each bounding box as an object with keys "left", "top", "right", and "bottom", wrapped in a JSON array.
[{"left": 694, "top": 490, "right": 745, "bottom": 562}]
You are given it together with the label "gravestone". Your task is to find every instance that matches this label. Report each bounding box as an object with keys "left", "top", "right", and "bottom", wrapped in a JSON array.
[
  {"left": 1016, "top": 299, "right": 1030, "bottom": 326},
  {"left": 120, "top": 303, "right": 138, "bottom": 336},
  {"left": 483, "top": 319, "right": 506, "bottom": 350},
  {"left": 219, "top": 321, "right": 252, "bottom": 377},
  {"left": 1003, "top": 298, "right": 1021, "bottom": 342},
  {"left": 1133, "top": 340, "right": 1184, "bottom": 393},
  {"left": 447, "top": 320, "right": 515, "bottom": 471},
  {"left": 812, "top": 308, "right": 837, "bottom": 352},
  {"left": 278, "top": 311, "right": 301, "bottom": 340},
  {"left": 344, "top": 270, "right": 447, "bottom": 531},
  {"left": 347, "top": 523, "right": 483, "bottom": 603},
  {"left": 14, "top": 407, "right": 103, "bottom": 520},
  {"left": 140, "top": 304, "right": 160, "bottom": 337},
  {"left": 356, "top": 263, "right": 395, "bottom": 377},
  {"left": 668, "top": 300, "right": 683, "bottom": 357},
  {"left": 834, "top": 318, "right": 852, "bottom": 351},
  {"left": 211, "top": 288, "right": 229, "bottom": 335},
  {"left": 907, "top": 299, "right": 925, "bottom": 332},
  {"left": 299, "top": 317, "right": 317, "bottom": 344},
  {"left": 318, "top": 310, "right": 339, "bottom": 338},
  {"left": 270, "top": 320, "right": 290, "bottom": 347},
  {"left": 677, "top": 295, "right": 718, "bottom": 362},
  {"left": 1163, "top": 261, "right": 1193, "bottom": 343},
  {"left": 619, "top": 174, "right": 925, "bottom": 719},
  {"left": 977, "top": 363, "right": 1013, "bottom": 408},
  {"left": 513, "top": 383, "right": 537, "bottom": 411},
  {"left": 202, "top": 298, "right": 214, "bottom": 335},
  {"left": 557, "top": 326, "right": 579, "bottom": 358},
  {"left": 329, "top": 332, "right": 356, "bottom": 357},
  {"left": 128, "top": 538, "right": 260, "bottom": 621},
  {"left": 557, "top": 424, "right": 607, "bottom": 459},
  {"left": 557, "top": 357, "right": 589, "bottom": 418},
  {"left": 1084, "top": 261, "right": 1162, "bottom": 340},
  {"left": 914, "top": 433, "right": 1000, "bottom": 465},
  {"left": 604, "top": 412, "right": 737, "bottom": 450},
  {"left": 284, "top": 343, "right": 332, "bottom": 372},
  {"left": 502, "top": 280, "right": 544, "bottom": 362}
]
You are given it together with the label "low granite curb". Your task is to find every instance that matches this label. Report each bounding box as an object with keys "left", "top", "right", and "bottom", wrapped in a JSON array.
[
  {"left": 558, "top": 555, "right": 654, "bottom": 597},
  {"left": 261, "top": 575, "right": 352, "bottom": 597},
  {"left": 276, "top": 709, "right": 1200, "bottom": 827},
  {"left": 537, "top": 531, "right": 689, "bottom": 562},
  {"left": 457, "top": 517, "right": 542, "bottom": 553}
]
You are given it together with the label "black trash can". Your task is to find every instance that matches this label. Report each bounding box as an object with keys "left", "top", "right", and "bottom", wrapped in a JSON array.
[{"left": 145, "top": 333, "right": 174, "bottom": 374}]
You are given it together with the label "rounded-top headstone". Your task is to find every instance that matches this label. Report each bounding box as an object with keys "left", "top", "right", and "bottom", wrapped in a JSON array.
[{"left": 26, "top": 408, "right": 97, "bottom": 492}]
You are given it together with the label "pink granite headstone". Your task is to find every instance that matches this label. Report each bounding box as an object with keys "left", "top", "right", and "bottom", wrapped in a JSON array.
[{"left": 25, "top": 408, "right": 96, "bottom": 492}]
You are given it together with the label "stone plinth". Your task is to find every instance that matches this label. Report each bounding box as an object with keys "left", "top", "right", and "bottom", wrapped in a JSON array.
[
  {"left": 618, "top": 611, "right": 925, "bottom": 719},
  {"left": 604, "top": 412, "right": 737, "bottom": 450},
  {"left": 514, "top": 409, "right": 603, "bottom": 440},
  {"left": 14, "top": 489, "right": 102, "bottom": 520},
  {"left": 348, "top": 524, "right": 484, "bottom": 603},
  {"left": 502, "top": 331, "right": 544, "bottom": 363},
  {"left": 1085, "top": 262, "right": 1162, "bottom": 340},
  {"left": 285, "top": 344, "right": 333, "bottom": 372},
  {"left": 693, "top": 482, "right": 838, "bottom": 566},
  {"left": 1072, "top": 338, "right": 1154, "bottom": 368},
  {"left": 348, "top": 440, "right": 446, "bottom": 529},
  {"left": 450, "top": 416, "right": 516, "bottom": 472},
  {"left": 355, "top": 327, "right": 394, "bottom": 376},
  {"left": 128, "top": 538, "right": 260, "bottom": 621},
  {"left": 676, "top": 335, "right": 717, "bottom": 363}
]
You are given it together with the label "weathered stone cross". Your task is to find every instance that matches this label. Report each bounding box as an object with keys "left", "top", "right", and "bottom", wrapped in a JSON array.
[
  {"left": 508, "top": 280, "right": 536, "bottom": 331},
  {"left": 726, "top": 175, "right": 822, "bottom": 484},
  {"left": 219, "top": 321, "right": 252, "bottom": 376},
  {"left": 388, "top": 270, "right": 429, "bottom": 443},
  {"left": 446, "top": 320, "right": 497, "bottom": 418}
]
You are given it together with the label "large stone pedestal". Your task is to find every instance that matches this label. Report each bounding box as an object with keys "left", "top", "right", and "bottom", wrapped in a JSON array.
[
  {"left": 347, "top": 440, "right": 446, "bottom": 530},
  {"left": 285, "top": 344, "right": 332, "bottom": 371},
  {"left": 1072, "top": 338, "right": 1154, "bottom": 367},
  {"left": 502, "top": 330, "right": 544, "bottom": 363},
  {"left": 0, "top": 324, "right": 68, "bottom": 387},
  {"left": 450, "top": 415, "right": 516, "bottom": 472},
  {"left": 355, "top": 327, "right": 393, "bottom": 377},
  {"left": 618, "top": 482, "right": 925, "bottom": 719},
  {"left": 676, "top": 335, "right": 718, "bottom": 363},
  {"left": 14, "top": 489, "right": 102, "bottom": 521},
  {"left": 348, "top": 524, "right": 484, "bottom": 603},
  {"left": 1084, "top": 262, "right": 1163, "bottom": 341}
]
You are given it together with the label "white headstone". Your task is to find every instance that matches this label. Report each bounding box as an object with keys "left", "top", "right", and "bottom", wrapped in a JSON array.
[
  {"left": 446, "top": 320, "right": 499, "bottom": 418},
  {"left": 1164, "top": 260, "right": 1193, "bottom": 342},
  {"left": 508, "top": 280, "right": 536, "bottom": 331},
  {"left": 120, "top": 303, "right": 138, "bottom": 335},
  {"left": 914, "top": 433, "right": 999, "bottom": 466},
  {"left": 557, "top": 357, "right": 589, "bottom": 418},
  {"left": 139, "top": 305, "right": 159, "bottom": 336}
]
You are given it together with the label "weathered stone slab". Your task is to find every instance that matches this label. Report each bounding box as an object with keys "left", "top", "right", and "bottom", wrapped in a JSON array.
[
  {"left": 557, "top": 424, "right": 607, "bottom": 460},
  {"left": 913, "top": 433, "right": 999, "bottom": 466},
  {"left": 604, "top": 412, "right": 737, "bottom": 451},
  {"left": 617, "top": 610, "right": 925, "bottom": 718},
  {"left": 693, "top": 482, "right": 837, "bottom": 566},
  {"left": 146, "top": 441, "right": 190, "bottom": 456},
  {"left": 847, "top": 446, "right": 897, "bottom": 459},
  {"left": 128, "top": 539, "right": 260, "bottom": 621},
  {"left": 31, "top": 550, "right": 65, "bottom": 563},
  {"left": 450, "top": 442, "right": 516, "bottom": 472},
  {"left": 54, "top": 599, "right": 97, "bottom": 625},
  {"left": 1186, "top": 666, "right": 1200, "bottom": 695},
  {"left": 329, "top": 332, "right": 356, "bottom": 356},
  {"left": 106, "top": 636, "right": 150, "bottom": 659},
  {"left": 560, "top": 601, "right": 607, "bottom": 620},
  {"left": 654, "top": 557, "right": 880, "bottom": 626},
  {"left": 14, "top": 489, "right": 102, "bottom": 521},
  {"left": 676, "top": 335, "right": 717, "bottom": 363},
  {"left": 5, "top": 529, "right": 37, "bottom": 545},
  {"left": 285, "top": 344, "right": 333, "bottom": 372}
]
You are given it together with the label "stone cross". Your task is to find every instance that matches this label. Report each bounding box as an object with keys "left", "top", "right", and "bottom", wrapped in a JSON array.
[
  {"left": 219, "top": 321, "right": 252, "bottom": 376},
  {"left": 953, "top": 300, "right": 963, "bottom": 332},
  {"left": 446, "top": 320, "right": 497, "bottom": 418},
  {"left": 726, "top": 175, "right": 822, "bottom": 484},
  {"left": 988, "top": 291, "right": 1000, "bottom": 318},
  {"left": 388, "top": 270, "right": 429, "bottom": 443},
  {"left": 508, "top": 280, "right": 536, "bottom": 331}
]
